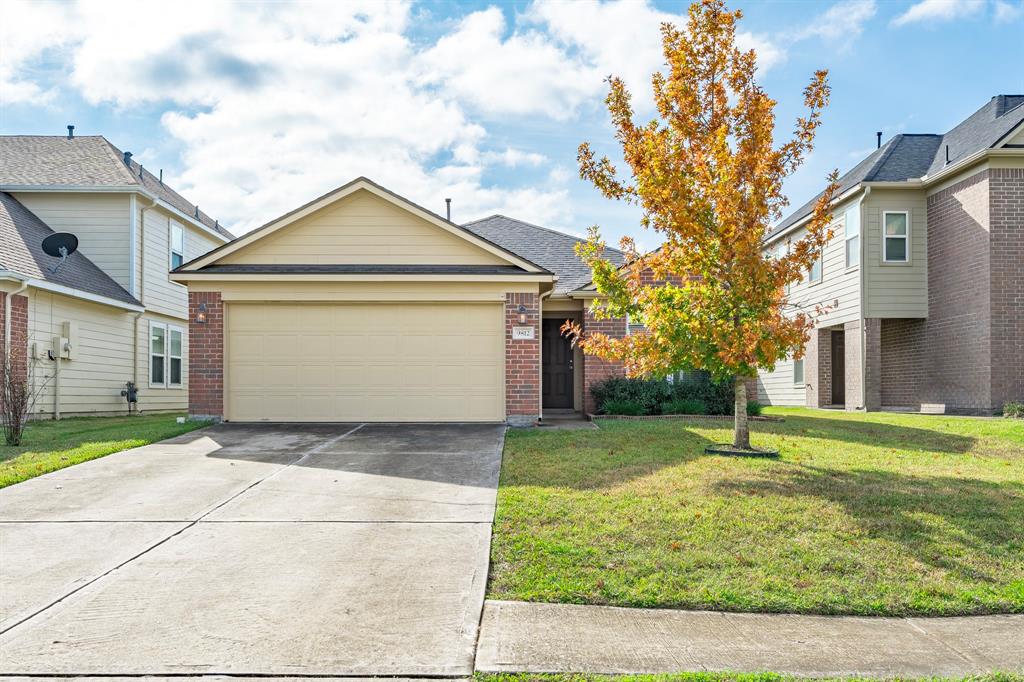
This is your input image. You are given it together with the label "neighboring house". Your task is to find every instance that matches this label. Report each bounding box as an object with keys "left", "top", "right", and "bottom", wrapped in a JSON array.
[
  {"left": 757, "top": 95, "right": 1024, "bottom": 415},
  {"left": 171, "top": 177, "right": 625, "bottom": 424},
  {"left": 0, "top": 132, "right": 234, "bottom": 417}
]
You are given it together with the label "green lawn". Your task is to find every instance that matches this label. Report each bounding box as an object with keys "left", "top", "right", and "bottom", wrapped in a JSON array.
[
  {"left": 477, "top": 674, "right": 1023, "bottom": 682},
  {"left": 489, "top": 408, "right": 1024, "bottom": 616},
  {"left": 0, "top": 413, "right": 210, "bottom": 488},
  {"left": 476, "top": 674, "right": 1023, "bottom": 682}
]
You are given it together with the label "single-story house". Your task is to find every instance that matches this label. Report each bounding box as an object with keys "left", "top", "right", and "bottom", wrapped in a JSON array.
[{"left": 170, "top": 177, "right": 626, "bottom": 424}]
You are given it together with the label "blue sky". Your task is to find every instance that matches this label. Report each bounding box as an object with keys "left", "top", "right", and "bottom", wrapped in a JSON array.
[{"left": 2, "top": 0, "right": 1022, "bottom": 249}]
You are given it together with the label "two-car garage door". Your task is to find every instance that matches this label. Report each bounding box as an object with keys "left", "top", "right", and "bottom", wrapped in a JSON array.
[{"left": 227, "top": 302, "right": 504, "bottom": 422}]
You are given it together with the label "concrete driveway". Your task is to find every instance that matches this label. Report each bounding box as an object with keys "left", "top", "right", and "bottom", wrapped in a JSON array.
[{"left": 0, "top": 422, "right": 504, "bottom": 677}]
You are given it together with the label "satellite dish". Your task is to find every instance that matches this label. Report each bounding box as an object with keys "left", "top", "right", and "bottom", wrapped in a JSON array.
[{"left": 41, "top": 233, "right": 79, "bottom": 274}]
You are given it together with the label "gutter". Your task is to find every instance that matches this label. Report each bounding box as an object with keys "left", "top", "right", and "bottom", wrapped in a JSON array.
[{"left": 0, "top": 271, "right": 144, "bottom": 312}]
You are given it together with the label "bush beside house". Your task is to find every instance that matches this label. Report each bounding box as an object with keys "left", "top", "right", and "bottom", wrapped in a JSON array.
[{"left": 591, "top": 374, "right": 761, "bottom": 417}]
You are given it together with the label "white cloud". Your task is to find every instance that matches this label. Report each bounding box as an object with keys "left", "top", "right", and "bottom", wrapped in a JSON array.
[
  {"left": 481, "top": 147, "right": 548, "bottom": 167},
  {"left": 0, "top": 0, "right": 83, "bottom": 104},
  {"left": 994, "top": 0, "right": 1024, "bottom": 22},
  {"left": 890, "top": 0, "right": 985, "bottom": 26},
  {"left": 797, "top": 1, "right": 877, "bottom": 46}
]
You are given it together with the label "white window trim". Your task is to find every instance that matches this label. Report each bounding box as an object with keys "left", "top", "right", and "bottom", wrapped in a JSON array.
[
  {"left": 793, "top": 358, "right": 805, "bottom": 386},
  {"left": 844, "top": 206, "right": 860, "bottom": 271},
  {"left": 169, "top": 221, "right": 187, "bottom": 289},
  {"left": 148, "top": 321, "right": 185, "bottom": 389},
  {"left": 882, "top": 210, "right": 911, "bottom": 264}
]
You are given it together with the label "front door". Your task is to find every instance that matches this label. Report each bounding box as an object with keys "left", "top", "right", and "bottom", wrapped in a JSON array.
[
  {"left": 542, "top": 318, "right": 574, "bottom": 409},
  {"left": 831, "top": 330, "right": 846, "bottom": 406}
]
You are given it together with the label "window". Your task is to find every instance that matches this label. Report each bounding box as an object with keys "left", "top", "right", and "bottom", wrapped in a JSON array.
[
  {"left": 845, "top": 205, "right": 860, "bottom": 268},
  {"left": 793, "top": 359, "right": 804, "bottom": 386},
  {"left": 150, "top": 322, "right": 184, "bottom": 388},
  {"left": 883, "top": 211, "right": 909, "bottom": 263},
  {"left": 169, "top": 327, "right": 183, "bottom": 386},
  {"left": 807, "top": 249, "right": 822, "bottom": 284},
  {"left": 170, "top": 223, "right": 184, "bottom": 269},
  {"left": 150, "top": 324, "right": 165, "bottom": 386}
]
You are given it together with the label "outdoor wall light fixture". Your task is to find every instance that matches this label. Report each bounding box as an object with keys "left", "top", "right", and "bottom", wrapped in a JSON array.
[
  {"left": 517, "top": 304, "right": 527, "bottom": 324},
  {"left": 195, "top": 303, "right": 208, "bottom": 324}
]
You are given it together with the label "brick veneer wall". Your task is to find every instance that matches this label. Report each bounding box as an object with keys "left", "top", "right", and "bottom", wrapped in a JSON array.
[
  {"left": 0, "top": 293, "right": 29, "bottom": 401},
  {"left": 506, "top": 293, "right": 540, "bottom": 425},
  {"left": 924, "top": 170, "right": 994, "bottom": 412},
  {"left": 988, "top": 167, "right": 1024, "bottom": 410},
  {"left": 582, "top": 309, "right": 627, "bottom": 415},
  {"left": 863, "top": 318, "right": 881, "bottom": 411},
  {"left": 804, "top": 327, "right": 832, "bottom": 408},
  {"left": 843, "top": 320, "right": 862, "bottom": 409},
  {"left": 880, "top": 318, "right": 925, "bottom": 409},
  {"left": 188, "top": 292, "right": 224, "bottom": 420}
]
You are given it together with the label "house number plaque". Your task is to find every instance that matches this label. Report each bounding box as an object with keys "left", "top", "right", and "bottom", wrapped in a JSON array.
[{"left": 512, "top": 326, "right": 535, "bottom": 340}]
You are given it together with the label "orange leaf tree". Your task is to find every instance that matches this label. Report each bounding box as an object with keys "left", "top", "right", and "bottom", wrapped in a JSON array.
[{"left": 567, "top": 0, "right": 838, "bottom": 450}]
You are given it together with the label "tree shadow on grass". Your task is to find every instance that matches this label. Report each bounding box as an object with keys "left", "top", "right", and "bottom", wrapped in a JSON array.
[
  {"left": 711, "top": 463, "right": 1024, "bottom": 584},
  {"left": 759, "top": 414, "right": 979, "bottom": 454}
]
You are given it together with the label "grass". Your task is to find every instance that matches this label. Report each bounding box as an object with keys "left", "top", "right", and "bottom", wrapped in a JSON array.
[
  {"left": 489, "top": 407, "right": 1024, "bottom": 616},
  {"left": 476, "top": 674, "right": 1024, "bottom": 682},
  {"left": 0, "top": 413, "right": 210, "bottom": 488}
]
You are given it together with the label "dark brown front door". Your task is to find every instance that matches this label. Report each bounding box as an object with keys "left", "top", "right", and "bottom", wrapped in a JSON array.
[
  {"left": 831, "top": 330, "right": 846, "bottom": 405},
  {"left": 542, "top": 318, "right": 574, "bottom": 409}
]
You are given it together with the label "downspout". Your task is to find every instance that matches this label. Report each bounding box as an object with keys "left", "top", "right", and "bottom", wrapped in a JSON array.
[
  {"left": 133, "top": 197, "right": 159, "bottom": 414},
  {"left": 859, "top": 186, "right": 870, "bottom": 411},
  {"left": 537, "top": 288, "right": 554, "bottom": 423},
  {"left": 129, "top": 194, "right": 137, "bottom": 297}
]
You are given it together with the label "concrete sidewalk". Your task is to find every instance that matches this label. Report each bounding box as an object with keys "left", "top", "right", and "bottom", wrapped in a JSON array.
[{"left": 475, "top": 600, "right": 1024, "bottom": 677}]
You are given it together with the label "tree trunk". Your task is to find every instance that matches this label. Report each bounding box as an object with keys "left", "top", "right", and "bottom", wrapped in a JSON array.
[{"left": 733, "top": 376, "right": 750, "bottom": 450}]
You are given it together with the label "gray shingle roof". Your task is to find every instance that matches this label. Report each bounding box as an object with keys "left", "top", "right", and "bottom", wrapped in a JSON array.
[
  {"left": 188, "top": 264, "right": 533, "bottom": 275},
  {"left": 773, "top": 95, "right": 1024, "bottom": 237},
  {"left": 0, "top": 192, "right": 141, "bottom": 306},
  {"left": 0, "top": 135, "right": 234, "bottom": 240},
  {"left": 461, "top": 215, "right": 625, "bottom": 294}
]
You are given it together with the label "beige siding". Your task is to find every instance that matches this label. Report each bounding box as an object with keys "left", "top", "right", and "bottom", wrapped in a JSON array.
[
  {"left": 758, "top": 196, "right": 863, "bottom": 405},
  {"left": 12, "top": 192, "right": 131, "bottom": 290},
  {"left": 1003, "top": 125, "right": 1024, "bottom": 146},
  {"left": 26, "top": 290, "right": 136, "bottom": 417},
  {"left": 863, "top": 188, "right": 928, "bottom": 318},
  {"left": 220, "top": 189, "right": 507, "bottom": 266},
  {"left": 137, "top": 204, "right": 221, "bottom": 319}
]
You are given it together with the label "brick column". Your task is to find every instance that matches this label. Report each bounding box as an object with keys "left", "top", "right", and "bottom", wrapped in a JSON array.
[
  {"left": 844, "top": 320, "right": 863, "bottom": 410},
  {"left": 505, "top": 293, "right": 539, "bottom": 426},
  {"left": 0, "top": 292, "right": 29, "bottom": 398},
  {"left": 581, "top": 309, "right": 627, "bottom": 415},
  {"left": 863, "top": 318, "right": 881, "bottom": 411},
  {"left": 804, "top": 327, "right": 832, "bottom": 408},
  {"left": 188, "top": 292, "right": 224, "bottom": 420}
]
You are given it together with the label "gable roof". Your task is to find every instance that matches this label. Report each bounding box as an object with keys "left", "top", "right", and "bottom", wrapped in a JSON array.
[
  {"left": 462, "top": 215, "right": 625, "bottom": 294},
  {"left": 0, "top": 135, "right": 234, "bottom": 240},
  {"left": 0, "top": 192, "right": 142, "bottom": 307},
  {"left": 772, "top": 95, "right": 1024, "bottom": 238},
  {"left": 177, "top": 177, "right": 550, "bottom": 276}
]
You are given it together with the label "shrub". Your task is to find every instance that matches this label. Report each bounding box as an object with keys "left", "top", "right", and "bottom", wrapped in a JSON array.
[
  {"left": 1004, "top": 401, "right": 1024, "bottom": 419},
  {"left": 591, "top": 372, "right": 738, "bottom": 416},
  {"left": 602, "top": 399, "right": 647, "bottom": 416},
  {"left": 662, "top": 398, "right": 707, "bottom": 415},
  {"left": 591, "top": 377, "right": 672, "bottom": 415},
  {"left": 746, "top": 400, "right": 763, "bottom": 416}
]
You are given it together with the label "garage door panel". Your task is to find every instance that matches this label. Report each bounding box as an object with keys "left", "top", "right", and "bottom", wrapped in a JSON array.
[{"left": 227, "top": 303, "right": 504, "bottom": 422}]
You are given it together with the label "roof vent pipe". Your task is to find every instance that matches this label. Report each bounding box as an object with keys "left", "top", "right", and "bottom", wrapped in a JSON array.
[
  {"left": 66, "top": 125, "right": 74, "bottom": 139},
  {"left": 123, "top": 151, "right": 132, "bottom": 166},
  {"left": 138, "top": 164, "right": 143, "bottom": 177},
  {"left": 158, "top": 169, "right": 163, "bottom": 184},
  {"left": 876, "top": 131, "right": 882, "bottom": 149},
  {"left": 945, "top": 145, "right": 950, "bottom": 165},
  {"left": 194, "top": 206, "right": 200, "bottom": 219},
  {"left": 445, "top": 198, "right": 451, "bottom": 221}
]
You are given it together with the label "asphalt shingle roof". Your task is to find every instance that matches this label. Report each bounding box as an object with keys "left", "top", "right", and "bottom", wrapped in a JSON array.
[
  {"left": 0, "top": 135, "right": 234, "bottom": 240},
  {"left": 0, "top": 192, "right": 141, "bottom": 306},
  {"left": 773, "top": 95, "right": 1024, "bottom": 237},
  {"left": 461, "top": 215, "right": 625, "bottom": 294}
]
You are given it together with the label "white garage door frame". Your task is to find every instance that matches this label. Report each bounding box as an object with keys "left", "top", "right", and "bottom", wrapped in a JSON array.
[{"left": 228, "top": 301, "right": 507, "bottom": 421}]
